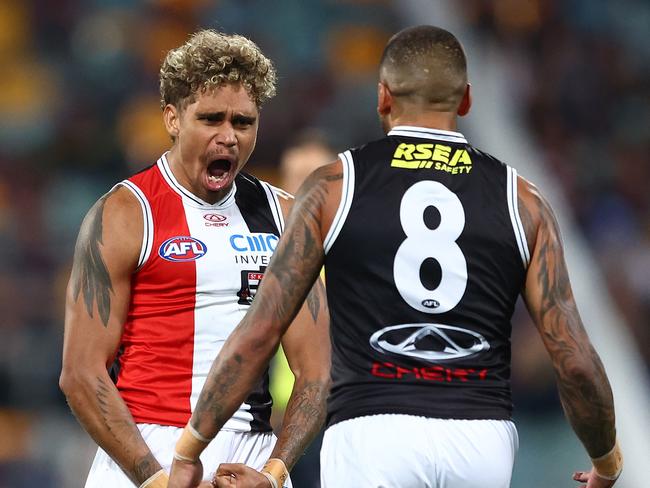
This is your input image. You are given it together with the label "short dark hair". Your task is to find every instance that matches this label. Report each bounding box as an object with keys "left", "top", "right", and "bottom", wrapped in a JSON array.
[{"left": 379, "top": 25, "right": 467, "bottom": 110}]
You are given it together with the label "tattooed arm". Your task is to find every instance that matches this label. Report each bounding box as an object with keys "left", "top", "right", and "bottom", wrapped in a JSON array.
[
  {"left": 267, "top": 191, "right": 331, "bottom": 468},
  {"left": 271, "top": 275, "right": 330, "bottom": 469},
  {"left": 210, "top": 192, "right": 331, "bottom": 488},
  {"left": 518, "top": 177, "right": 620, "bottom": 485},
  {"left": 60, "top": 186, "right": 163, "bottom": 485},
  {"left": 169, "top": 161, "right": 342, "bottom": 488}
]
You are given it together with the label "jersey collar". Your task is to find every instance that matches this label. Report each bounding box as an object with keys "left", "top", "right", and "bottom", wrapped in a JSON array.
[
  {"left": 388, "top": 126, "right": 467, "bottom": 144},
  {"left": 157, "top": 153, "right": 237, "bottom": 209}
]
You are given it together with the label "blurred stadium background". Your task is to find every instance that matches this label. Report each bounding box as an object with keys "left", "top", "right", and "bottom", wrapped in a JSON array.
[{"left": 0, "top": 0, "right": 648, "bottom": 486}]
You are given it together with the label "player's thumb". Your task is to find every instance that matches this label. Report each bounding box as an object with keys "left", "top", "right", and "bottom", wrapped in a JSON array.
[{"left": 216, "top": 463, "right": 247, "bottom": 476}]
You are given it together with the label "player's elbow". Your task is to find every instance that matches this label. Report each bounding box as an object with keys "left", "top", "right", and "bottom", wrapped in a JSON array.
[
  {"left": 58, "top": 366, "right": 77, "bottom": 398},
  {"left": 558, "top": 358, "right": 594, "bottom": 382},
  {"left": 292, "top": 358, "right": 332, "bottom": 393},
  {"left": 243, "top": 319, "right": 282, "bottom": 356},
  {"left": 59, "top": 364, "right": 93, "bottom": 401},
  {"left": 310, "top": 358, "right": 332, "bottom": 387},
  {"left": 249, "top": 334, "right": 281, "bottom": 362},
  {"left": 556, "top": 357, "right": 612, "bottom": 401}
]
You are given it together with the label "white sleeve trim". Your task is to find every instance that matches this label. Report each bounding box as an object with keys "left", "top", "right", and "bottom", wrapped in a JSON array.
[
  {"left": 261, "top": 182, "right": 286, "bottom": 233},
  {"left": 117, "top": 180, "right": 154, "bottom": 270},
  {"left": 506, "top": 166, "right": 530, "bottom": 268},
  {"left": 323, "top": 151, "right": 355, "bottom": 254}
]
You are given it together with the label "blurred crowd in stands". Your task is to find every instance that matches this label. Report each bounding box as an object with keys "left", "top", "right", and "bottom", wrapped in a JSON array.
[
  {"left": 0, "top": 0, "right": 647, "bottom": 486},
  {"left": 459, "top": 0, "right": 650, "bottom": 369}
]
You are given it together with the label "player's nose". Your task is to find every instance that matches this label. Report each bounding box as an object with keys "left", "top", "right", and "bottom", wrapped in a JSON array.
[{"left": 215, "top": 123, "right": 237, "bottom": 147}]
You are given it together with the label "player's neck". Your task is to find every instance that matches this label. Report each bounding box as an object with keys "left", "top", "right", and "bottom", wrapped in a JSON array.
[{"left": 389, "top": 111, "right": 458, "bottom": 132}]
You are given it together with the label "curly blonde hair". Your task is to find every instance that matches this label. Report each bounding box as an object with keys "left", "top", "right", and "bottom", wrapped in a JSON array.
[{"left": 159, "top": 29, "right": 277, "bottom": 110}]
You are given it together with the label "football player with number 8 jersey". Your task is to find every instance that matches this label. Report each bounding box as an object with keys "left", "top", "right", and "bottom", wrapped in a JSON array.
[{"left": 170, "top": 26, "right": 622, "bottom": 488}]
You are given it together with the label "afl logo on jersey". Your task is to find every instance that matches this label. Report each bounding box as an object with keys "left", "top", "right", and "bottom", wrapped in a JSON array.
[
  {"left": 369, "top": 323, "right": 489, "bottom": 363},
  {"left": 159, "top": 236, "right": 207, "bottom": 262},
  {"left": 421, "top": 299, "right": 440, "bottom": 309}
]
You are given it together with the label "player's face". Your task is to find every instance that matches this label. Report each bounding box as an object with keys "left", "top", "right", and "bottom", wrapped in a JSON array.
[{"left": 170, "top": 83, "right": 259, "bottom": 204}]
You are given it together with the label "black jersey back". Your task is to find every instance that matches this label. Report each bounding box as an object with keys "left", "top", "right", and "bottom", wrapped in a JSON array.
[{"left": 324, "top": 126, "right": 529, "bottom": 426}]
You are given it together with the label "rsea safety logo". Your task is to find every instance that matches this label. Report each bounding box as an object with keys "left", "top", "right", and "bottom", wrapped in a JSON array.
[
  {"left": 391, "top": 143, "right": 472, "bottom": 175},
  {"left": 159, "top": 236, "right": 207, "bottom": 262}
]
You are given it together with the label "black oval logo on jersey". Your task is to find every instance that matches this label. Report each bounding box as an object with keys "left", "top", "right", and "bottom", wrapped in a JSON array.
[{"left": 421, "top": 299, "right": 440, "bottom": 309}]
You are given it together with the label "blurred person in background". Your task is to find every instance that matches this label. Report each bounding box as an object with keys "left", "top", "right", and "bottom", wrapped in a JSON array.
[
  {"left": 169, "top": 25, "right": 622, "bottom": 488},
  {"left": 279, "top": 130, "right": 338, "bottom": 195},
  {"left": 59, "top": 29, "right": 329, "bottom": 487}
]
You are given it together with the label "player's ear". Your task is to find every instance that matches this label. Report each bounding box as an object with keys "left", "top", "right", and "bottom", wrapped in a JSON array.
[
  {"left": 377, "top": 81, "right": 393, "bottom": 117},
  {"left": 163, "top": 104, "right": 181, "bottom": 141},
  {"left": 457, "top": 83, "right": 472, "bottom": 117}
]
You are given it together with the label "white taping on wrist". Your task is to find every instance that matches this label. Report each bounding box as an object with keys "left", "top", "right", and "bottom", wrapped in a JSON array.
[
  {"left": 173, "top": 451, "right": 198, "bottom": 463},
  {"left": 261, "top": 470, "right": 279, "bottom": 488},
  {"left": 187, "top": 422, "right": 213, "bottom": 443},
  {"left": 139, "top": 469, "right": 167, "bottom": 488}
]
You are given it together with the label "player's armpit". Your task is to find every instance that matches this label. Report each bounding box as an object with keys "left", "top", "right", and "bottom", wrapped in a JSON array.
[{"left": 517, "top": 177, "right": 617, "bottom": 461}]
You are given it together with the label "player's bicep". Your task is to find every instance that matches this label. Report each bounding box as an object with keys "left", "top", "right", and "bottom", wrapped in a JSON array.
[{"left": 64, "top": 186, "right": 142, "bottom": 367}]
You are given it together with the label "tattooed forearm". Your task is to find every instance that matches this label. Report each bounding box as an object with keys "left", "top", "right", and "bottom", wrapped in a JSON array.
[
  {"left": 273, "top": 380, "right": 329, "bottom": 469},
  {"left": 133, "top": 454, "right": 160, "bottom": 483},
  {"left": 192, "top": 353, "right": 244, "bottom": 436},
  {"left": 94, "top": 376, "right": 161, "bottom": 483},
  {"left": 261, "top": 169, "right": 339, "bottom": 325},
  {"left": 555, "top": 351, "right": 615, "bottom": 457},
  {"left": 521, "top": 186, "right": 616, "bottom": 458},
  {"left": 71, "top": 192, "right": 115, "bottom": 327}
]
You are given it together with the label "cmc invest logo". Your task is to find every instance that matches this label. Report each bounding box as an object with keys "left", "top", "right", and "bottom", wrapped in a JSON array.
[
  {"left": 159, "top": 236, "right": 207, "bottom": 262},
  {"left": 369, "top": 323, "right": 489, "bottom": 362}
]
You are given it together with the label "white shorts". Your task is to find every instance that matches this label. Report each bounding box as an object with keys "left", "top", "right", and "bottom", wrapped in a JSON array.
[
  {"left": 85, "top": 424, "right": 292, "bottom": 487},
  {"left": 320, "top": 414, "right": 518, "bottom": 488}
]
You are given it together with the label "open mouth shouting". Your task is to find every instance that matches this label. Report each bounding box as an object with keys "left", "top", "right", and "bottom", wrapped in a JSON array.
[{"left": 206, "top": 157, "right": 235, "bottom": 192}]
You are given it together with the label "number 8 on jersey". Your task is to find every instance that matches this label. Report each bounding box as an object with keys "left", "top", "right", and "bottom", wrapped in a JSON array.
[{"left": 393, "top": 181, "right": 468, "bottom": 314}]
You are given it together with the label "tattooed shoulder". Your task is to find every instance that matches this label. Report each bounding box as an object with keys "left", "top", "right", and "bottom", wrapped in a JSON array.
[
  {"left": 300, "top": 161, "right": 343, "bottom": 193},
  {"left": 70, "top": 188, "right": 123, "bottom": 327}
]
